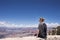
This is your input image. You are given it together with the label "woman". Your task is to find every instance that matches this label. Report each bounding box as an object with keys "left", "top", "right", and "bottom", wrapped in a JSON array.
[{"left": 37, "top": 17, "right": 47, "bottom": 40}]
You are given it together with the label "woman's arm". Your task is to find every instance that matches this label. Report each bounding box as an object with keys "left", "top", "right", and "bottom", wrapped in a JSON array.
[{"left": 36, "top": 29, "right": 39, "bottom": 36}]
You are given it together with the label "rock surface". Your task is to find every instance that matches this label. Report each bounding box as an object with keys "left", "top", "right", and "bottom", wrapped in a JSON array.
[{"left": 0, "top": 35, "right": 60, "bottom": 40}]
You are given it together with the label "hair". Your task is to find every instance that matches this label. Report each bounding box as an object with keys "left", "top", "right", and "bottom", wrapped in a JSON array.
[{"left": 40, "top": 17, "right": 45, "bottom": 22}]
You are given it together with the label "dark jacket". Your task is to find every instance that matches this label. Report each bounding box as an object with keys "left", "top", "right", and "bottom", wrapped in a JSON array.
[{"left": 38, "top": 23, "right": 47, "bottom": 38}]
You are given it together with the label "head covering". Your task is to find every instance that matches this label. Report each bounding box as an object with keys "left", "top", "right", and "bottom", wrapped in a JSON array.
[{"left": 40, "top": 17, "right": 45, "bottom": 20}]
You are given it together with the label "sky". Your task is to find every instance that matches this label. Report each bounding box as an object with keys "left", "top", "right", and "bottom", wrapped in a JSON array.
[{"left": 0, "top": 0, "right": 60, "bottom": 27}]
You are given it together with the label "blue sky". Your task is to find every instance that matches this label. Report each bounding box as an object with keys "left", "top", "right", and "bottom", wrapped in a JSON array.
[{"left": 0, "top": 0, "right": 60, "bottom": 27}]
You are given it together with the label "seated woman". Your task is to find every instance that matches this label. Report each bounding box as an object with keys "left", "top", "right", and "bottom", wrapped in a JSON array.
[{"left": 37, "top": 17, "right": 47, "bottom": 40}]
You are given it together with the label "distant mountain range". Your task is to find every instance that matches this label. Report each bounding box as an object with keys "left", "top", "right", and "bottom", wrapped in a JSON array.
[{"left": 0, "top": 26, "right": 53, "bottom": 33}]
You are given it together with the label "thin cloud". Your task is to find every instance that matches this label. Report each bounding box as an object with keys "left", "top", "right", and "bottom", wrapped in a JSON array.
[
  {"left": 46, "top": 23, "right": 60, "bottom": 27},
  {"left": 0, "top": 21, "right": 60, "bottom": 28}
]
